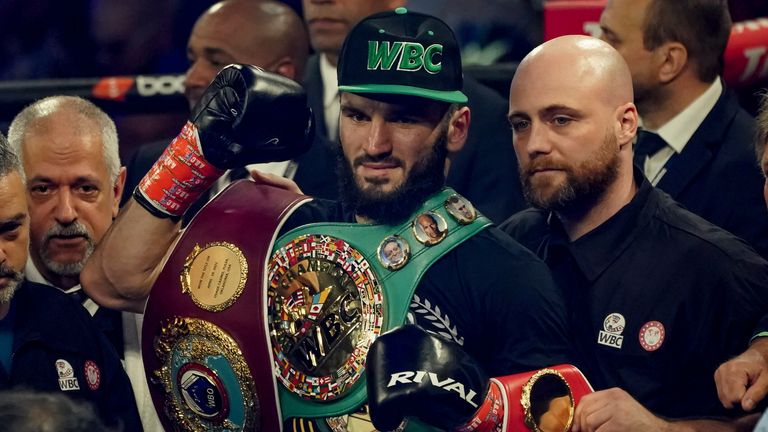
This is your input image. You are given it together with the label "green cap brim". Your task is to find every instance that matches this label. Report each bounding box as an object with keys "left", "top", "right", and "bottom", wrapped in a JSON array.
[{"left": 338, "top": 84, "right": 468, "bottom": 104}]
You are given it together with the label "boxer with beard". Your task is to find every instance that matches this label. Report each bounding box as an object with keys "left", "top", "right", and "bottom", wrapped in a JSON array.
[{"left": 82, "top": 10, "right": 575, "bottom": 430}]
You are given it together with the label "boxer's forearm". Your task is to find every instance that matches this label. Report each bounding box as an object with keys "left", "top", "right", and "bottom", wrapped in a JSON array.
[{"left": 82, "top": 199, "right": 181, "bottom": 313}]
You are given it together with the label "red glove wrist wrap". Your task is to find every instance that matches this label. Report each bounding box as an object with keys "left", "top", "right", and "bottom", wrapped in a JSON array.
[
  {"left": 137, "top": 121, "right": 224, "bottom": 217},
  {"left": 456, "top": 380, "right": 505, "bottom": 432}
]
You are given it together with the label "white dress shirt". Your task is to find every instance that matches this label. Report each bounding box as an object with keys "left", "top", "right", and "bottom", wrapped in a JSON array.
[
  {"left": 640, "top": 79, "right": 722, "bottom": 185},
  {"left": 320, "top": 53, "right": 340, "bottom": 141}
]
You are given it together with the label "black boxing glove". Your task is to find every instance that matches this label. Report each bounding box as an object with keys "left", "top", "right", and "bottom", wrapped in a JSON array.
[
  {"left": 367, "top": 326, "right": 594, "bottom": 432},
  {"left": 366, "top": 325, "right": 490, "bottom": 431},
  {"left": 191, "top": 64, "right": 313, "bottom": 168},
  {"left": 135, "top": 64, "right": 314, "bottom": 219}
]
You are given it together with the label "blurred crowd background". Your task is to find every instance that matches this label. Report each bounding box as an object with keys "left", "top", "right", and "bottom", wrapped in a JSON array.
[{"left": 0, "top": 0, "right": 766, "bottom": 161}]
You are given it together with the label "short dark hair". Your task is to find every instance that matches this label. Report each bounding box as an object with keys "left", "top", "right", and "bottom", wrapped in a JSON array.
[
  {"left": 642, "top": 0, "right": 731, "bottom": 82},
  {"left": 756, "top": 91, "right": 768, "bottom": 164}
]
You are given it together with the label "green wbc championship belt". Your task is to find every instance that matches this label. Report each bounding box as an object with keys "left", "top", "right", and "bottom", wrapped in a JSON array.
[{"left": 269, "top": 187, "right": 491, "bottom": 422}]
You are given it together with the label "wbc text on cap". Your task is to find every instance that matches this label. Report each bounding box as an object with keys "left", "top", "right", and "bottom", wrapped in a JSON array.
[{"left": 338, "top": 7, "right": 469, "bottom": 104}]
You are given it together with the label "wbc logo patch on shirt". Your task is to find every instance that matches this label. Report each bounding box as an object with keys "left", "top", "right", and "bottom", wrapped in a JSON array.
[
  {"left": 56, "top": 359, "right": 80, "bottom": 391},
  {"left": 597, "top": 312, "right": 625, "bottom": 349}
]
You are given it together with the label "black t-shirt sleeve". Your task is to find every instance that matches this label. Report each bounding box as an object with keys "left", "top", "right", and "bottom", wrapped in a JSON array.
[
  {"left": 449, "top": 229, "right": 575, "bottom": 377},
  {"left": 278, "top": 198, "right": 347, "bottom": 235},
  {"left": 725, "top": 253, "right": 768, "bottom": 344}
]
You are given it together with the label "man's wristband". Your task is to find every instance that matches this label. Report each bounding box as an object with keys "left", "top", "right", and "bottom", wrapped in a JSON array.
[
  {"left": 135, "top": 121, "right": 224, "bottom": 219},
  {"left": 133, "top": 186, "right": 182, "bottom": 222}
]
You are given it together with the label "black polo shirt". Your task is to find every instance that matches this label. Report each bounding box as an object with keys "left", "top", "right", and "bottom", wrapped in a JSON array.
[
  {"left": 500, "top": 169, "right": 768, "bottom": 419},
  {"left": 1, "top": 281, "right": 142, "bottom": 431},
  {"left": 280, "top": 198, "right": 575, "bottom": 377}
]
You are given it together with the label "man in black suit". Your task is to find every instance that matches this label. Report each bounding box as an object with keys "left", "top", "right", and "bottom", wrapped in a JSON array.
[
  {"left": 302, "top": 0, "right": 526, "bottom": 223},
  {"left": 123, "top": 0, "right": 339, "bottom": 223},
  {"left": 599, "top": 0, "right": 768, "bottom": 257}
]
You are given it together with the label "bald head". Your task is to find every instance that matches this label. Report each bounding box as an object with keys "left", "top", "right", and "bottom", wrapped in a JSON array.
[
  {"left": 198, "top": 0, "right": 308, "bottom": 75},
  {"left": 185, "top": 0, "right": 309, "bottom": 107},
  {"left": 508, "top": 36, "right": 639, "bottom": 225},
  {"left": 514, "top": 35, "right": 633, "bottom": 108}
]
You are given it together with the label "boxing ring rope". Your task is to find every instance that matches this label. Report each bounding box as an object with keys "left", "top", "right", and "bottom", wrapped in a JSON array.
[
  {"left": 0, "top": 17, "right": 765, "bottom": 119},
  {"left": 0, "top": 74, "right": 188, "bottom": 119}
]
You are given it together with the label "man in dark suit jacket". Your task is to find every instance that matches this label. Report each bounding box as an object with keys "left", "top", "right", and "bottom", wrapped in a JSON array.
[
  {"left": 599, "top": 0, "right": 768, "bottom": 257},
  {"left": 302, "top": 0, "right": 527, "bottom": 223},
  {"left": 123, "top": 0, "right": 339, "bottom": 217}
]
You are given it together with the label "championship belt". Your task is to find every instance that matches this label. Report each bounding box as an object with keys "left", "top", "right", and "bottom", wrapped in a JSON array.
[
  {"left": 142, "top": 181, "right": 491, "bottom": 431},
  {"left": 142, "top": 181, "right": 311, "bottom": 432},
  {"left": 270, "top": 188, "right": 491, "bottom": 427},
  {"left": 476, "top": 365, "right": 593, "bottom": 432}
]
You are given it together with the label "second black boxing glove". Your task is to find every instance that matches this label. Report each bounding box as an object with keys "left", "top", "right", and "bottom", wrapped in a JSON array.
[
  {"left": 135, "top": 64, "right": 314, "bottom": 219},
  {"left": 366, "top": 325, "right": 490, "bottom": 431}
]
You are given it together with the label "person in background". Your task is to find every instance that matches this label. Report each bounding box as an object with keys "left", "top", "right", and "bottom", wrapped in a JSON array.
[
  {"left": 123, "top": 0, "right": 339, "bottom": 225},
  {"left": 0, "top": 389, "right": 114, "bottom": 432},
  {"left": 714, "top": 93, "right": 768, "bottom": 416},
  {"left": 0, "top": 140, "right": 140, "bottom": 431},
  {"left": 599, "top": 0, "right": 768, "bottom": 257},
  {"left": 7, "top": 95, "right": 158, "bottom": 431},
  {"left": 501, "top": 34, "right": 767, "bottom": 430}
]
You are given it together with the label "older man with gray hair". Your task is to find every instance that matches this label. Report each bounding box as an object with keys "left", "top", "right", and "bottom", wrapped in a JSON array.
[
  {"left": 7, "top": 96, "right": 158, "bottom": 431},
  {"left": 0, "top": 139, "right": 140, "bottom": 430}
]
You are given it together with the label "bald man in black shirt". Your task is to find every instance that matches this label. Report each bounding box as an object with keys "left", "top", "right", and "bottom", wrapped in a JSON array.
[{"left": 502, "top": 35, "right": 768, "bottom": 430}]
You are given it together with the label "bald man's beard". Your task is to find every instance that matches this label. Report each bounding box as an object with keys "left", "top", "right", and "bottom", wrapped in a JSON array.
[
  {"left": 520, "top": 131, "right": 620, "bottom": 214},
  {"left": 338, "top": 131, "right": 448, "bottom": 225}
]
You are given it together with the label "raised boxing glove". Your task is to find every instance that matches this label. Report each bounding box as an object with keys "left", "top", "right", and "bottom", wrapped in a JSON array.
[{"left": 135, "top": 64, "right": 314, "bottom": 219}]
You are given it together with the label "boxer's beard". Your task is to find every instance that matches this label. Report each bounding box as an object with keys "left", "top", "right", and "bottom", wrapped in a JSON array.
[
  {"left": 39, "top": 221, "right": 94, "bottom": 276},
  {"left": 338, "top": 132, "right": 448, "bottom": 225},
  {"left": 520, "top": 130, "right": 620, "bottom": 215},
  {"left": 0, "top": 263, "right": 24, "bottom": 304}
]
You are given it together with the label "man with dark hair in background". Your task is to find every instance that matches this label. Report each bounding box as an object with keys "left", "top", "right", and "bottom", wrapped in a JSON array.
[{"left": 599, "top": 0, "right": 768, "bottom": 257}]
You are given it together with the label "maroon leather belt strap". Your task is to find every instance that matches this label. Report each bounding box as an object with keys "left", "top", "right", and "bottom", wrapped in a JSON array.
[{"left": 142, "top": 180, "right": 310, "bottom": 432}]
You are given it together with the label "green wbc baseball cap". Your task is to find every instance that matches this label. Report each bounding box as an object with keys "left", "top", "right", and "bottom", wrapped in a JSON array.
[{"left": 337, "top": 7, "right": 468, "bottom": 104}]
